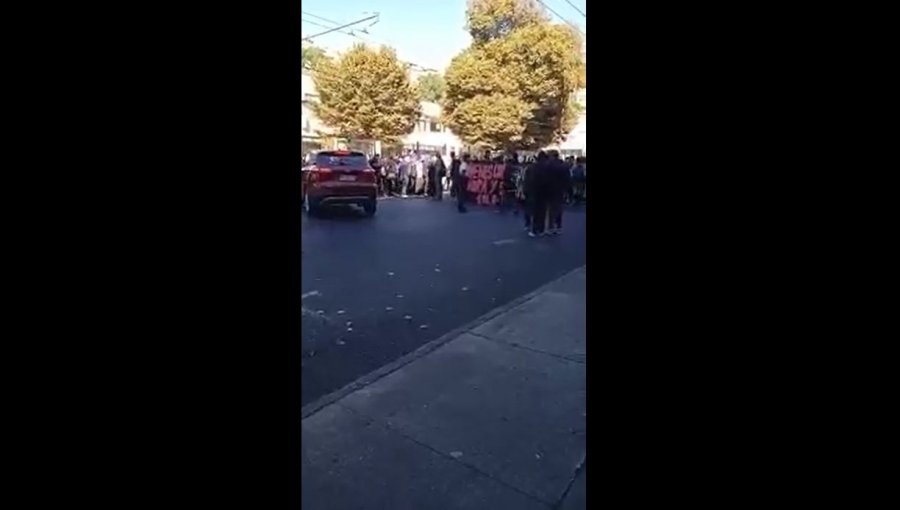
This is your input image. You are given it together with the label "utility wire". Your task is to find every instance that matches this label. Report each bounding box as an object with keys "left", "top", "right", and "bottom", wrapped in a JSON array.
[
  {"left": 301, "top": 11, "right": 437, "bottom": 73},
  {"left": 301, "top": 11, "right": 343, "bottom": 26},
  {"left": 536, "top": 0, "right": 585, "bottom": 36},
  {"left": 302, "top": 13, "right": 379, "bottom": 41},
  {"left": 560, "top": 0, "right": 586, "bottom": 18},
  {"left": 302, "top": 17, "right": 360, "bottom": 37}
]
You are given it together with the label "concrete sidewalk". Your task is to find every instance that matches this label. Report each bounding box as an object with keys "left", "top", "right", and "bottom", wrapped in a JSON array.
[{"left": 302, "top": 267, "right": 586, "bottom": 510}]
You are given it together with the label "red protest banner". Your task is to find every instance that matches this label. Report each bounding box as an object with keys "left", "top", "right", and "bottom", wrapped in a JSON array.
[{"left": 465, "top": 162, "right": 505, "bottom": 206}]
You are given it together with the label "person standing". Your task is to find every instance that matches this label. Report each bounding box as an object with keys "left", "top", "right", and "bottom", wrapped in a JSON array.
[
  {"left": 449, "top": 152, "right": 461, "bottom": 198},
  {"left": 427, "top": 155, "right": 437, "bottom": 198},
  {"left": 501, "top": 155, "right": 519, "bottom": 212},
  {"left": 456, "top": 154, "right": 469, "bottom": 213},
  {"left": 517, "top": 158, "right": 531, "bottom": 227},
  {"left": 433, "top": 151, "right": 446, "bottom": 200},
  {"left": 369, "top": 154, "right": 384, "bottom": 197},
  {"left": 385, "top": 156, "right": 398, "bottom": 196},
  {"left": 398, "top": 155, "right": 410, "bottom": 198},
  {"left": 414, "top": 156, "right": 425, "bottom": 196},
  {"left": 571, "top": 156, "right": 586, "bottom": 203},
  {"left": 528, "top": 151, "right": 550, "bottom": 237},
  {"left": 546, "top": 150, "right": 570, "bottom": 235}
]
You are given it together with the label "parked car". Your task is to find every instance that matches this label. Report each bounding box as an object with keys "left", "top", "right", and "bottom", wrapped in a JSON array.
[{"left": 302, "top": 150, "right": 377, "bottom": 216}]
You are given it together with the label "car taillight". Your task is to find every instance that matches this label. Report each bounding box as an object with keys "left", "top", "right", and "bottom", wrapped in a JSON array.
[
  {"left": 360, "top": 169, "right": 376, "bottom": 182},
  {"left": 309, "top": 167, "right": 332, "bottom": 182}
]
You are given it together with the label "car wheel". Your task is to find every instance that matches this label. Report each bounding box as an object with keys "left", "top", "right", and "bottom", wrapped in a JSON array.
[{"left": 363, "top": 199, "right": 376, "bottom": 217}]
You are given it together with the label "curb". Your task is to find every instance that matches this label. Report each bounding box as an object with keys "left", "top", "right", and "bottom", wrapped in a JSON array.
[{"left": 301, "top": 264, "right": 586, "bottom": 420}]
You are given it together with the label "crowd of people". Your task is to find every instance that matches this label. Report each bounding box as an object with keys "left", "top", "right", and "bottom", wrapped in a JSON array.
[
  {"left": 368, "top": 152, "right": 449, "bottom": 200},
  {"left": 366, "top": 149, "right": 587, "bottom": 237},
  {"left": 301, "top": 144, "right": 587, "bottom": 236},
  {"left": 513, "top": 150, "right": 585, "bottom": 237}
]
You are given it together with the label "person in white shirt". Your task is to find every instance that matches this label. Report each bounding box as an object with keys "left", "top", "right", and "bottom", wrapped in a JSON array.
[
  {"left": 414, "top": 156, "right": 425, "bottom": 195},
  {"left": 456, "top": 155, "right": 469, "bottom": 213}
]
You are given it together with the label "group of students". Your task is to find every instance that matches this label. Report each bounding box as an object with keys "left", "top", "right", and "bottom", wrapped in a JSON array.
[
  {"left": 451, "top": 150, "right": 586, "bottom": 231},
  {"left": 514, "top": 150, "right": 582, "bottom": 237},
  {"left": 368, "top": 149, "right": 587, "bottom": 236},
  {"left": 369, "top": 152, "right": 449, "bottom": 199}
]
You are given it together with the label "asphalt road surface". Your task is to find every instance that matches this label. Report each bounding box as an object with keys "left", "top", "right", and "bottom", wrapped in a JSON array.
[{"left": 301, "top": 196, "right": 586, "bottom": 406}]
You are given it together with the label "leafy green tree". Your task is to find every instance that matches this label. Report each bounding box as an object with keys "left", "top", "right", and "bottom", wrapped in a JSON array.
[
  {"left": 466, "top": 0, "right": 546, "bottom": 44},
  {"left": 416, "top": 73, "right": 446, "bottom": 102},
  {"left": 444, "top": 0, "right": 585, "bottom": 150},
  {"left": 302, "top": 45, "right": 330, "bottom": 71},
  {"left": 312, "top": 44, "right": 420, "bottom": 144}
]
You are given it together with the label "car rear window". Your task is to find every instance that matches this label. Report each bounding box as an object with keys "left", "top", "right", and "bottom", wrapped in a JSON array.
[{"left": 315, "top": 151, "right": 369, "bottom": 168}]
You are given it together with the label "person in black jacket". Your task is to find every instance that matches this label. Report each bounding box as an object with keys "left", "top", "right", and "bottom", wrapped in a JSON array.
[
  {"left": 369, "top": 154, "right": 384, "bottom": 197},
  {"left": 432, "top": 151, "right": 446, "bottom": 200},
  {"left": 527, "top": 151, "right": 551, "bottom": 237},
  {"left": 449, "top": 152, "right": 461, "bottom": 198},
  {"left": 547, "top": 150, "right": 571, "bottom": 234}
]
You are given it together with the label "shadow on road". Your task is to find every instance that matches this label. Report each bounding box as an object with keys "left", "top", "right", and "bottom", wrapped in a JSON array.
[{"left": 306, "top": 206, "right": 371, "bottom": 221}]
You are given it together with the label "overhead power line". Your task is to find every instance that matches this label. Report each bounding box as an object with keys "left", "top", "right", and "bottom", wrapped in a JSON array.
[
  {"left": 561, "top": 0, "right": 586, "bottom": 18},
  {"left": 301, "top": 11, "right": 343, "bottom": 26},
  {"left": 302, "top": 13, "right": 379, "bottom": 41},
  {"left": 536, "top": 0, "right": 585, "bottom": 36},
  {"left": 301, "top": 11, "right": 437, "bottom": 73},
  {"left": 302, "top": 17, "right": 363, "bottom": 37}
]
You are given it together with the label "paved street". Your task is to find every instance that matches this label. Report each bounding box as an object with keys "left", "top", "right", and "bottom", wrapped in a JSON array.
[
  {"left": 302, "top": 266, "right": 586, "bottom": 510},
  {"left": 301, "top": 197, "right": 587, "bottom": 407}
]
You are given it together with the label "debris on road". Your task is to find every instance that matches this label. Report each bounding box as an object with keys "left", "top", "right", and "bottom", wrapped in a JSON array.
[
  {"left": 449, "top": 451, "right": 463, "bottom": 459},
  {"left": 404, "top": 315, "right": 413, "bottom": 321},
  {"left": 336, "top": 310, "right": 346, "bottom": 315},
  {"left": 419, "top": 324, "right": 429, "bottom": 330},
  {"left": 385, "top": 306, "right": 394, "bottom": 311}
]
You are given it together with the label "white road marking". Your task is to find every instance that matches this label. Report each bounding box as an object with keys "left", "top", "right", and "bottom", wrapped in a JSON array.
[
  {"left": 302, "top": 290, "right": 321, "bottom": 299},
  {"left": 492, "top": 239, "right": 517, "bottom": 246}
]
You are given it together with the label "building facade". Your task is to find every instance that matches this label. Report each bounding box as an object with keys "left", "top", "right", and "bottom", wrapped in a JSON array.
[
  {"left": 301, "top": 70, "right": 463, "bottom": 157},
  {"left": 301, "top": 72, "right": 332, "bottom": 155},
  {"left": 400, "top": 101, "right": 464, "bottom": 157},
  {"left": 556, "top": 88, "right": 587, "bottom": 156}
]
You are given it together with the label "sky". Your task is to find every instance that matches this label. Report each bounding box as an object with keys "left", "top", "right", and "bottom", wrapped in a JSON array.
[{"left": 301, "top": 0, "right": 586, "bottom": 72}]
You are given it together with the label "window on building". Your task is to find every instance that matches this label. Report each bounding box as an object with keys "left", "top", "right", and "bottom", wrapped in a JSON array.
[{"left": 430, "top": 121, "right": 442, "bottom": 132}]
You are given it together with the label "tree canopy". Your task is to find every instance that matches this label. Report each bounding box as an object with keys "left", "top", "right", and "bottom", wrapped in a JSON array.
[
  {"left": 466, "top": 0, "right": 546, "bottom": 44},
  {"left": 416, "top": 73, "right": 446, "bottom": 102},
  {"left": 312, "top": 44, "right": 421, "bottom": 144},
  {"left": 301, "top": 45, "right": 330, "bottom": 71},
  {"left": 444, "top": 0, "right": 585, "bottom": 150}
]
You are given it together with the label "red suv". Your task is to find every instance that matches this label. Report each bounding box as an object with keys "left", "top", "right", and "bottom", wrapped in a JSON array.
[{"left": 302, "top": 151, "right": 377, "bottom": 216}]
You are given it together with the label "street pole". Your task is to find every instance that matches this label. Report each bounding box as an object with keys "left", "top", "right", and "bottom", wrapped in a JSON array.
[{"left": 302, "top": 14, "right": 379, "bottom": 42}]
